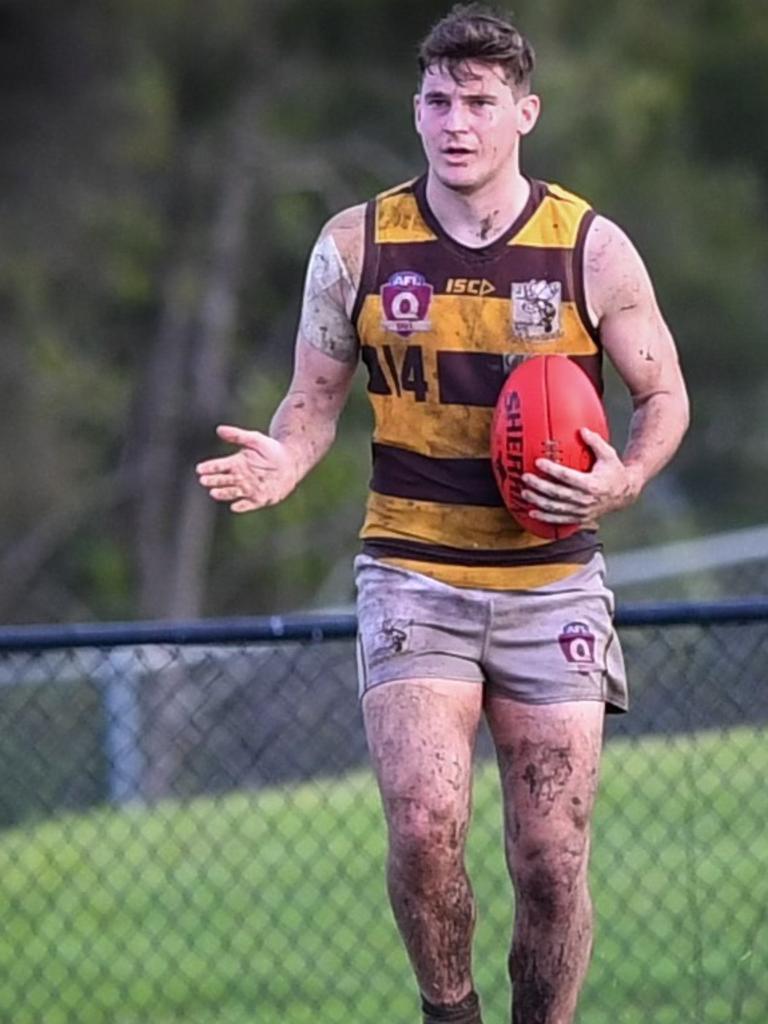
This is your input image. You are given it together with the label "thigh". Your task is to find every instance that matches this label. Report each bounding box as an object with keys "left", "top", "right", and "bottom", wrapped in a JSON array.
[
  {"left": 363, "top": 679, "right": 484, "bottom": 839},
  {"left": 485, "top": 696, "right": 604, "bottom": 870}
]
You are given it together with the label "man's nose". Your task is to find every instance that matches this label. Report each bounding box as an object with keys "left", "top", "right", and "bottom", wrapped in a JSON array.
[{"left": 443, "top": 101, "right": 470, "bottom": 131}]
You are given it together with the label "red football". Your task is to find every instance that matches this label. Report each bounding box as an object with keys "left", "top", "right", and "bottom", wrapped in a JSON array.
[{"left": 490, "top": 355, "right": 609, "bottom": 540}]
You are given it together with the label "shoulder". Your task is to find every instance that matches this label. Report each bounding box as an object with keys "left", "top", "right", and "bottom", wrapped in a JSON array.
[
  {"left": 520, "top": 180, "right": 594, "bottom": 248},
  {"left": 308, "top": 179, "right": 419, "bottom": 286},
  {"left": 313, "top": 203, "right": 367, "bottom": 288},
  {"left": 584, "top": 215, "right": 656, "bottom": 320},
  {"left": 544, "top": 180, "right": 593, "bottom": 212},
  {"left": 584, "top": 215, "right": 636, "bottom": 264},
  {"left": 321, "top": 202, "right": 367, "bottom": 240}
]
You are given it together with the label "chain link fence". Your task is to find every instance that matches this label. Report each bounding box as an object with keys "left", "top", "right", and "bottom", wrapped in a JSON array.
[{"left": 0, "top": 604, "right": 766, "bottom": 1024}]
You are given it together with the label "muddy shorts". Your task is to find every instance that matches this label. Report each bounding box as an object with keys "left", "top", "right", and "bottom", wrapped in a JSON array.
[{"left": 354, "top": 553, "right": 628, "bottom": 712}]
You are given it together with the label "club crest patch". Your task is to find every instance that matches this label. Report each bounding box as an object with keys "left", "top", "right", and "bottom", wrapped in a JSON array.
[
  {"left": 511, "top": 279, "right": 562, "bottom": 339},
  {"left": 558, "top": 621, "right": 597, "bottom": 670},
  {"left": 381, "top": 271, "right": 433, "bottom": 336}
]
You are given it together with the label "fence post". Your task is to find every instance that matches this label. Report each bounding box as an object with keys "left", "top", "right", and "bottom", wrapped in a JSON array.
[{"left": 100, "top": 650, "right": 144, "bottom": 806}]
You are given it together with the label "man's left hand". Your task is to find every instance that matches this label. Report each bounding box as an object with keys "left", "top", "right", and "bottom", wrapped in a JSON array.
[{"left": 520, "top": 428, "right": 642, "bottom": 527}]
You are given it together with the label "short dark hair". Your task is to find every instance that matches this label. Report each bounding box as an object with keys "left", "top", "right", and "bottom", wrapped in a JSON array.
[{"left": 418, "top": 4, "right": 535, "bottom": 94}]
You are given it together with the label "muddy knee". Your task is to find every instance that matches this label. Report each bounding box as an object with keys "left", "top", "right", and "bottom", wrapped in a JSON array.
[
  {"left": 518, "top": 863, "right": 571, "bottom": 927},
  {"left": 512, "top": 844, "right": 590, "bottom": 928},
  {"left": 387, "top": 797, "right": 467, "bottom": 886}
]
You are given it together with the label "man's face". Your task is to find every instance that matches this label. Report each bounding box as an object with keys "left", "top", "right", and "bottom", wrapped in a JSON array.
[{"left": 414, "top": 61, "right": 540, "bottom": 193}]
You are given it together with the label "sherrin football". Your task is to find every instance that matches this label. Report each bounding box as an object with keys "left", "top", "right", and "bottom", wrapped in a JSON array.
[{"left": 490, "top": 355, "right": 610, "bottom": 541}]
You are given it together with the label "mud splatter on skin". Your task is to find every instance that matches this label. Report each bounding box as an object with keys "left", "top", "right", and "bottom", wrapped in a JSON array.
[
  {"left": 362, "top": 683, "right": 481, "bottom": 1004},
  {"left": 569, "top": 796, "right": 589, "bottom": 832},
  {"left": 585, "top": 216, "right": 615, "bottom": 276},
  {"left": 510, "top": 944, "right": 555, "bottom": 1024},
  {"left": 300, "top": 226, "right": 360, "bottom": 363},
  {"left": 510, "top": 807, "right": 522, "bottom": 844},
  {"left": 388, "top": 838, "right": 476, "bottom": 1004},
  {"left": 479, "top": 212, "right": 497, "bottom": 241},
  {"left": 510, "top": 877, "right": 592, "bottom": 1024},
  {"left": 521, "top": 741, "right": 574, "bottom": 810},
  {"left": 489, "top": 714, "right": 602, "bottom": 1023},
  {"left": 522, "top": 863, "right": 561, "bottom": 927}
]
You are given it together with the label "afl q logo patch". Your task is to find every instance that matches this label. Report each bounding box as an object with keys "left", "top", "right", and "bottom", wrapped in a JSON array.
[
  {"left": 558, "top": 621, "right": 597, "bottom": 669},
  {"left": 381, "top": 271, "right": 433, "bottom": 337}
]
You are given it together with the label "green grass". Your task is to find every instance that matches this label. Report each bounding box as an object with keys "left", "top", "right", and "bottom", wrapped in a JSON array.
[{"left": 0, "top": 728, "right": 765, "bottom": 1023}]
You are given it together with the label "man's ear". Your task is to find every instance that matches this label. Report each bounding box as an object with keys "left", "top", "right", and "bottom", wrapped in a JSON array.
[
  {"left": 413, "top": 92, "right": 422, "bottom": 133},
  {"left": 517, "top": 93, "right": 541, "bottom": 136}
]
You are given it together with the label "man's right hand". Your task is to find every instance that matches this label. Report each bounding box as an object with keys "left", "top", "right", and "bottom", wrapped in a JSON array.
[{"left": 196, "top": 424, "right": 300, "bottom": 513}]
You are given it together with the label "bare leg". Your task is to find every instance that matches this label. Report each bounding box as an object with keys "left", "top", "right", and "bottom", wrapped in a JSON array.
[
  {"left": 363, "top": 679, "right": 484, "bottom": 1009},
  {"left": 485, "top": 697, "right": 604, "bottom": 1024}
]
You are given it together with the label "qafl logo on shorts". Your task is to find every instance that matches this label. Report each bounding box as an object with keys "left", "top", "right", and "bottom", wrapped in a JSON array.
[
  {"left": 380, "top": 271, "right": 433, "bottom": 337},
  {"left": 558, "top": 621, "right": 597, "bottom": 668}
]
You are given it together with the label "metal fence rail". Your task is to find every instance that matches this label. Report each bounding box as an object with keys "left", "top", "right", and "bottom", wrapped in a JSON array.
[{"left": 0, "top": 602, "right": 765, "bottom": 1024}]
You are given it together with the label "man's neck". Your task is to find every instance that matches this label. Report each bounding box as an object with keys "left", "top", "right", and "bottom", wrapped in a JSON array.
[{"left": 425, "top": 170, "right": 531, "bottom": 249}]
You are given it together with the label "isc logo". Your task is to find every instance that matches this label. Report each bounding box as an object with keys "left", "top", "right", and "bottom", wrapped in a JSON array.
[{"left": 446, "top": 278, "right": 495, "bottom": 296}]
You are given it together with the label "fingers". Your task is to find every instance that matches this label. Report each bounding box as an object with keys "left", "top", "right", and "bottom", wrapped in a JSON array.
[
  {"left": 522, "top": 472, "right": 593, "bottom": 506},
  {"left": 232, "top": 498, "right": 261, "bottom": 514},
  {"left": 216, "top": 424, "right": 271, "bottom": 449},
  {"left": 522, "top": 467, "right": 596, "bottom": 525},
  {"left": 525, "top": 432, "right": 632, "bottom": 522},
  {"left": 207, "top": 485, "right": 245, "bottom": 503},
  {"left": 195, "top": 425, "right": 269, "bottom": 474},
  {"left": 521, "top": 489, "right": 592, "bottom": 524},
  {"left": 199, "top": 479, "right": 273, "bottom": 511},
  {"left": 196, "top": 424, "right": 281, "bottom": 476},
  {"left": 580, "top": 427, "right": 616, "bottom": 459},
  {"left": 196, "top": 472, "right": 235, "bottom": 490},
  {"left": 196, "top": 457, "right": 281, "bottom": 511},
  {"left": 529, "top": 509, "right": 591, "bottom": 525},
  {"left": 196, "top": 456, "right": 226, "bottom": 476},
  {"left": 196, "top": 452, "right": 275, "bottom": 479},
  {"left": 196, "top": 424, "right": 293, "bottom": 513},
  {"left": 531, "top": 460, "right": 592, "bottom": 491}
]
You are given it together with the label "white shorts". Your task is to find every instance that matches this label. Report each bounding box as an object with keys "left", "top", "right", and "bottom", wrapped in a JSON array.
[{"left": 354, "top": 553, "right": 628, "bottom": 712}]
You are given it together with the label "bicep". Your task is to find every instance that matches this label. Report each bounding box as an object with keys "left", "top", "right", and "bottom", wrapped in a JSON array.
[
  {"left": 298, "top": 231, "right": 360, "bottom": 366},
  {"left": 586, "top": 217, "right": 686, "bottom": 405},
  {"left": 289, "top": 254, "right": 358, "bottom": 419},
  {"left": 285, "top": 206, "right": 366, "bottom": 419},
  {"left": 600, "top": 292, "right": 684, "bottom": 406}
]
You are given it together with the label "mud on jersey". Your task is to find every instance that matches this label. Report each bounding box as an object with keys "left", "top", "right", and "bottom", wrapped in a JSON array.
[{"left": 353, "top": 175, "right": 603, "bottom": 589}]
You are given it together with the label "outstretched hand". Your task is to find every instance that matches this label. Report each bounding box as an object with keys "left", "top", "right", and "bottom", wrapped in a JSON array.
[
  {"left": 196, "top": 425, "right": 299, "bottom": 513},
  {"left": 520, "top": 428, "right": 641, "bottom": 528}
]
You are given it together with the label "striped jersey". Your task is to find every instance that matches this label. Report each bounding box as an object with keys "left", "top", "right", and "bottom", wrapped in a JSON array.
[{"left": 352, "top": 174, "right": 603, "bottom": 590}]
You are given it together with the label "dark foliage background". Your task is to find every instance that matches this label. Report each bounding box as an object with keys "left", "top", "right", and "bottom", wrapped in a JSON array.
[{"left": 2, "top": 0, "right": 765, "bottom": 622}]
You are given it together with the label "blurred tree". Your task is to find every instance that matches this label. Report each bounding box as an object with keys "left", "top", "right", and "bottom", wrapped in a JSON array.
[{"left": 0, "top": 0, "right": 766, "bottom": 625}]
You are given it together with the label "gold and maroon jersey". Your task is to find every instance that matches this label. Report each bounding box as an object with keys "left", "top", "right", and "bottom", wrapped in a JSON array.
[{"left": 352, "top": 175, "right": 603, "bottom": 589}]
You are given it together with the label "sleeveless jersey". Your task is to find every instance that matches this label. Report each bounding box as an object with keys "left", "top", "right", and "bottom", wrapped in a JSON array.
[{"left": 352, "top": 174, "right": 603, "bottom": 590}]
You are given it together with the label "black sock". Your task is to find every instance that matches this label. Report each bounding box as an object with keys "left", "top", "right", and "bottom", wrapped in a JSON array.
[{"left": 421, "top": 989, "right": 482, "bottom": 1024}]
